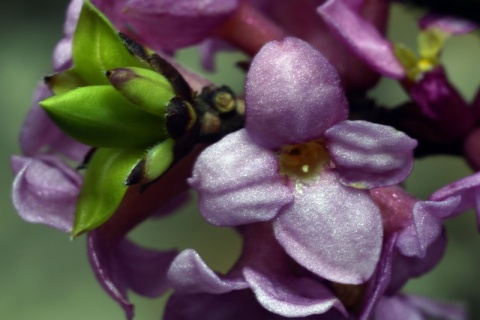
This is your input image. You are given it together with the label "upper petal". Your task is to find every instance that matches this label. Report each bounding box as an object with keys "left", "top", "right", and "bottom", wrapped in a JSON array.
[
  {"left": 189, "top": 129, "right": 293, "bottom": 226},
  {"left": 274, "top": 169, "right": 383, "bottom": 284},
  {"left": 11, "top": 155, "right": 81, "bottom": 233},
  {"left": 325, "top": 120, "right": 417, "bottom": 189},
  {"left": 245, "top": 37, "right": 348, "bottom": 149},
  {"left": 318, "top": 0, "right": 405, "bottom": 79}
]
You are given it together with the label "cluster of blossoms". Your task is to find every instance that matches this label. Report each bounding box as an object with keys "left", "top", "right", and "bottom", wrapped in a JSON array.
[{"left": 11, "top": 0, "right": 480, "bottom": 319}]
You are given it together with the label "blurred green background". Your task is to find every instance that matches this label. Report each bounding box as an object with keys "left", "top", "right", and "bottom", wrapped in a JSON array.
[{"left": 1, "top": 1, "right": 480, "bottom": 319}]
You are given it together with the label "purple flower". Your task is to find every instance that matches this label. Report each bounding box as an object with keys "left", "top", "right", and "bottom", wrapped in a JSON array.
[
  {"left": 11, "top": 155, "right": 81, "bottom": 232},
  {"left": 318, "top": 0, "right": 405, "bottom": 79},
  {"left": 88, "top": 231, "right": 176, "bottom": 320},
  {"left": 431, "top": 171, "right": 480, "bottom": 229},
  {"left": 189, "top": 37, "right": 417, "bottom": 285},
  {"left": 319, "top": 0, "right": 475, "bottom": 139},
  {"left": 166, "top": 223, "right": 348, "bottom": 318},
  {"left": 165, "top": 185, "right": 462, "bottom": 319}
]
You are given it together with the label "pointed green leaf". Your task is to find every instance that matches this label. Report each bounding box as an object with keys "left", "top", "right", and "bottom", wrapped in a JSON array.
[
  {"left": 72, "top": 148, "right": 145, "bottom": 237},
  {"left": 41, "top": 85, "right": 167, "bottom": 148},
  {"left": 107, "top": 67, "right": 175, "bottom": 117},
  {"left": 71, "top": 1, "right": 148, "bottom": 85}
]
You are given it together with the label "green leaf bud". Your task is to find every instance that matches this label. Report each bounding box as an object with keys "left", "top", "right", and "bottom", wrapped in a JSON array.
[
  {"left": 107, "top": 67, "right": 175, "bottom": 117},
  {"left": 126, "top": 138, "right": 175, "bottom": 185},
  {"left": 41, "top": 85, "right": 167, "bottom": 148},
  {"left": 71, "top": 1, "right": 149, "bottom": 85}
]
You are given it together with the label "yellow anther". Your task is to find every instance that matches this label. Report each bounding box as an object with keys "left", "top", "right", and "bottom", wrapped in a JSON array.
[{"left": 279, "top": 140, "right": 330, "bottom": 181}]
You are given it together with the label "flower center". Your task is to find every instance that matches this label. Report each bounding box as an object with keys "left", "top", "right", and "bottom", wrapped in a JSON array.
[{"left": 278, "top": 140, "right": 330, "bottom": 181}]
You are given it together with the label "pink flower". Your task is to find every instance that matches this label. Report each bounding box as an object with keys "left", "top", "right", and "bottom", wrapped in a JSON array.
[{"left": 189, "top": 37, "right": 417, "bottom": 284}]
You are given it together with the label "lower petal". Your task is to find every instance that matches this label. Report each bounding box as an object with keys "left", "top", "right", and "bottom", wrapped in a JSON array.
[
  {"left": 244, "top": 268, "right": 346, "bottom": 317},
  {"left": 274, "top": 170, "right": 383, "bottom": 284}
]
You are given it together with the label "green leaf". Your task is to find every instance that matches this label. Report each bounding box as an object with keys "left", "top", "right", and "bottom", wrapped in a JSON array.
[
  {"left": 71, "top": 1, "right": 148, "bottom": 85},
  {"left": 41, "top": 85, "right": 167, "bottom": 148},
  {"left": 72, "top": 148, "right": 145, "bottom": 237},
  {"left": 107, "top": 67, "right": 175, "bottom": 117}
]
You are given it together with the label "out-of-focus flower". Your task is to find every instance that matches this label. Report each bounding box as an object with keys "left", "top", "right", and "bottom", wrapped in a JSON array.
[
  {"left": 320, "top": 2, "right": 475, "bottom": 139},
  {"left": 11, "top": 154, "right": 180, "bottom": 320},
  {"left": 189, "top": 37, "right": 417, "bottom": 285}
]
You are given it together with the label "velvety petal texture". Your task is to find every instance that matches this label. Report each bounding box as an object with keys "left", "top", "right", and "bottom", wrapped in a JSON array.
[
  {"left": 189, "top": 129, "right": 293, "bottom": 226},
  {"left": 325, "top": 120, "right": 417, "bottom": 189},
  {"left": 168, "top": 249, "right": 248, "bottom": 294},
  {"left": 245, "top": 37, "right": 348, "bottom": 149},
  {"left": 274, "top": 170, "right": 383, "bottom": 284},
  {"left": 396, "top": 197, "right": 459, "bottom": 258},
  {"left": 88, "top": 232, "right": 177, "bottom": 320},
  {"left": 11, "top": 155, "right": 81, "bottom": 233},
  {"left": 244, "top": 268, "right": 346, "bottom": 317},
  {"left": 318, "top": 0, "right": 405, "bottom": 79},
  {"left": 122, "top": 0, "right": 239, "bottom": 51}
]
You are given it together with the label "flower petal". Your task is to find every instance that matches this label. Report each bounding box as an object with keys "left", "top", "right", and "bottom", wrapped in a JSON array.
[
  {"left": 430, "top": 172, "right": 480, "bottom": 222},
  {"left": 245, "top": 37, "right": 348, "bottom": 149},
  {"left": 168, "top": 249, "right": 248, "bottom": 294},
  {"left": 325, "top": 120, "right": 417, "bottom": 189},
  {"left": 244, "top": 268, "right": 346, "bottom": 317},
  {"left": 123, "top": 0, "right": 239, "bottom": 51},
  {"left": 87, "top": 232, "right": 177, "bottom": 319},
  {"left": 11, "top": 155, "right": 81, "bottom": 233},
  {"left": 318, "top": 0, "right": 405, "bottom": 79},
  {"left": 388, "top": 233, "right": 447, "bottom": 295},
  {"left": 396, "top": 197, "right": 459, "bottom": 258},
  {"left": 404, "top": 295, "right": 466, "bottom": 320},
  {"left": 373, "top": 296, "right": 423, "bottom": 320},
  {"left": 360, "top": 234, "right": 397, "bottom": 320},
  {"left": 419, "top": 14, "right": 476, "bottom": 35},
  {"left": 189, "top": 129, "right": 293, "bottom": 226},
  {"left": 165, "top": 290, "right": 331, "bottom": 320},
  {"left": 274, "top": 170, "right": 383, "bottom": 284}
]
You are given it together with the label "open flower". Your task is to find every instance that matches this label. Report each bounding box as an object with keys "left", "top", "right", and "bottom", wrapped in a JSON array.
[{"left": 189, "top": 37, "right": 417, "bottom": 285}]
